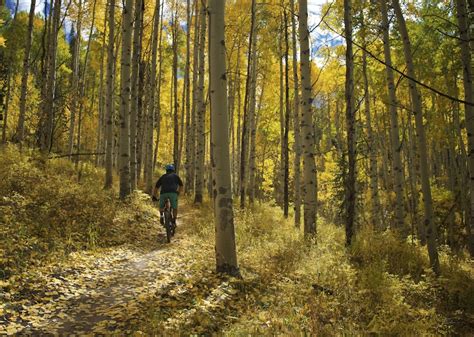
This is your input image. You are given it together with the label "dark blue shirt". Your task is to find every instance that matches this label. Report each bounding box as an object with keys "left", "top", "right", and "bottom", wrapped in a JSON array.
[{"left": 155, "top": 173, "right": 183, "bottom": 194}]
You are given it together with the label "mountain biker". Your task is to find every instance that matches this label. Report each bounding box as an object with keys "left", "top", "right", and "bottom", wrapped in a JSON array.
[{"left": 152, "top": 164, "right": 183, "bottom": 226}]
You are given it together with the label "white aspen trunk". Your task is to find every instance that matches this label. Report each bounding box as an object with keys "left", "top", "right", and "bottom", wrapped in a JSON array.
[
  {"left": 298, "top": 0, "right": 317, "bottom": 237},
  {"left": 41, "top": 0, "right": 61, "bottom": 152},
  {"left": 172, "top": 2, "right": 180, "bottom": 172},
  {"left": 283, "top": 9, "right": 290, "bottom": 218},
  {"left": 234, "top": 46, "right": 242, "bottom": 197},
  {"left": 239, "top": 0, "right": 256, "bottom": 209},
  {"left": 16, "top": 0, "right": 36, "bottom": 144},
  {"left": 187, "top": 0, "right": 200, "bottom": 194},
  {"left": 68, "top": 1, "right": 82, "bottom": 159},
  {"left": 380, "top": 0, "right": 405, "bottom": 232},
  {"left": 344, "top": 0, "right": 356, "bottom": 245},
  {"left": 456, "top": 0, "right": 474, "bottom": 256},
  {"left": 130, "top": 0, "right": 143, "bottom": 190},
  {"left": 104, "top": 0, "right": 116, "bottom": 189},
  {"left": 194, "top": 0, "right": 207, "bottom": 204},
  {"left": 290, "top": 0, "right": 301, "bottom": 228},
  {"left": 145, "top": 0, "right": 161, "bottom": 194},
  {"left": 361, "top": 9, "right": 381, "bottom": 229},
  {"left": 247, "top": 16, "right": 258, "bottom": 205},
  {"left": 118, "top": 0, "right": 134, "bottom": 199},
  {"left": 184, "top": 0, "right": 192, "bottom": 192},
  {"left": 209, "top": 0, "right": 239, "bottom": 276},
  {"left": 96, "top": 6, "right": 108, "bottom": 167},
  {"left": 393, "top": 0, "right": 440, "bottom": 274}
]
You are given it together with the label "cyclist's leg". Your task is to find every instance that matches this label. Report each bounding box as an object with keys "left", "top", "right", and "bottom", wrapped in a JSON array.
[
  {"left": 159, "top": 194, "right": 167, "bottom": 224},
  {"left": 168, "top": 193, "right": 178, "bottom": 224}
]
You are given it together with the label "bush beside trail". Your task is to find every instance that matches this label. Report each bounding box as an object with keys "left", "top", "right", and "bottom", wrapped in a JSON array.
[{"left": 0, "top": 145, "right": 159, "bottom": 280}]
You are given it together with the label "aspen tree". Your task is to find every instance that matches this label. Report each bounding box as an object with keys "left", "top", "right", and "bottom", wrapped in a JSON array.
[
  {"left": 104, "top": 0, "right": 116, "bottom": 189},
  {"left": 16, "top": 0, "right": 36, "bottom": 144},
  {"left": 130, "top": 0, "right": 144, "bottom": 190},
  {"left": 344, "top": 0, "right": 356, "bottom": 245},
  {"left": 118, "top": 0, "right": 134, "bottom": 199},
  {"left": 298, "top": 0, "right": 317, "bottom": 236},
  {"left": 380, "top": 0, "right": 405, "bottom": 232},
  {"left": 209, "top": 0, "right": 239, "bottom": 276},
  {"left": 455, "top": 0, "right": 474, "bottom": 256},
  {"left": 194, "top": 0, "right": 207, "bottom": 204},
  {"left": 290, "top": 0, "right": 301, "bottom": 228},
  {"left": 145, "top": 0, "right": 161, "bottom": 194},
  {"left": 393, "top": 0, "right": 440, "bottom": 274},
  {"left": 240, "top": 0, "right": 256, "bottom": 209}
]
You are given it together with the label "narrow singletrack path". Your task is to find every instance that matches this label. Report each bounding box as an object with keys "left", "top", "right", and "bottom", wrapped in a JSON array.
[{"left": 3, "top": 207, "right": 205, "bottom": 335}]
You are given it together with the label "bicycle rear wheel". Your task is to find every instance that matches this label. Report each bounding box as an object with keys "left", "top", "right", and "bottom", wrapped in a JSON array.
[{"left": 164, "top": 209, "right": 172, "bottom": 243}]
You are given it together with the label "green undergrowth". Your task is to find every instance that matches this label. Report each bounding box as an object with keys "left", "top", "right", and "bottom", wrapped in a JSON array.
[
  {"left": 137, "top": 201, "right": 474, "bottom": 335},
  {"left": 0, "top": 145, "right": 160, "bottom": 280}
]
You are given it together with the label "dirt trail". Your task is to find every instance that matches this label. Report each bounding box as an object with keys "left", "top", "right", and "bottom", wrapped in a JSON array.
[{"left": 1, "top": 208, "right": 201, "bottom": 335}]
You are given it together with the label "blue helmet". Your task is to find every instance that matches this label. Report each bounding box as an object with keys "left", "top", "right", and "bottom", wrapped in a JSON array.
[{"left": 165, "top": 164, "right": 175, "bottom": 172}]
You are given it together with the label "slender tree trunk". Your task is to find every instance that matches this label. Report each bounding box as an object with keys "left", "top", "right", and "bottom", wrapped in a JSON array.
[
  {"left": 68, "top": 0, "right": 82, "bottom": 159},
  {"left": 344, "top": 0, "right": 356, "bottom": 245},
  {"left": 172, "top": 3, "right": 180, "bottom": 172},
  {"left": 96, "top": 5, "right": 108, "bottom": 167},
  {"left": 118, "top": 0, "right": 134, "bottom": 199},
  {"left": 209, "top": 0, "right": 239, "bottom": 276},
  {"left": 247, "top": 11, "right": 258, "bottom": 205},
  {"left": 186, "top": 0, "right": 200, "bottom": 194},
  {"left": 298, "top": 0, "right": 317, "bottom": 237},
  {"left": 290, "top": 0, "right": 301, "bottom": 228},
  {"left": 184, "top": 0, "right": 192, "bottom": 192},
  {"left": 130, "top": 0, "right": 144, "bottom": 190},
  {"left": 194, "top": 0, "right": 207, "bottom": 204},
  {"left": 234, "top": 45, "right": 242, "bottom": 197},
  {"left": 393, "top": 0, "right": 440, "bottom": 274},
  {"left": 239, "top": 0, "right": 256, "bottom": 209},
  {"left": 146, "top": 0, "right": 161, "bottom": 194},
  {"left": 105, "top": 0, "right": 116, "bottom": 189},
  {"left": 154, "top": 2, "right": 165, "bottom": 173},
  {"left": 2, "top": 72, "right": 10, "bottom": 144},
  {"left": 456, "top": 0, "right": 474, "bottom": 256},
  {"left": 283, "top": 9, "right": 290, "bottom": 218},
  {"left": 381, "top": 0, "right": 405, "bottom": 232},
  {"left": 16, "top": 0, "right": 37, "bottom": 144},
  {"left": 41, "top": 0, "right": 61, "bottom": 152},
  {"left": 361, "top": 11, "right": 381, "bottom": 229}
]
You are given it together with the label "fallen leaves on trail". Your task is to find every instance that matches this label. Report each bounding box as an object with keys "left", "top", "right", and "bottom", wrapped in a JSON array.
[{"left": 0, "top": 234, "right": 193, "bottom": 335}]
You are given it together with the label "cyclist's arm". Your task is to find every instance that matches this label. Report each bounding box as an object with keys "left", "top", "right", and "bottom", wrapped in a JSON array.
[{"left": 153, "top": 177, "right": 162, "bottom": 198}]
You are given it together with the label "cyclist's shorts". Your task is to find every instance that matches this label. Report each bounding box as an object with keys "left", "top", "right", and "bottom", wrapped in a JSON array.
[{"left": 159, "top": 192, "right": 178, "bottom": 209}]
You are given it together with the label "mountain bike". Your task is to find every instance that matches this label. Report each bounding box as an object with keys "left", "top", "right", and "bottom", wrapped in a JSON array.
[{"left": 162, "top": 197, "right": 176, "bottom": 243}]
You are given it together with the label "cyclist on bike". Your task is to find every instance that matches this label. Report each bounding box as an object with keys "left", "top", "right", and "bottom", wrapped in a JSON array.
[{"left": 152, "top": 164, "right": 183, "bottom": 226}]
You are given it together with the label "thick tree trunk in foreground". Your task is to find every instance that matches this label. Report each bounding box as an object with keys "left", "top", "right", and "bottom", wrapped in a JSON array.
[
  {"left": 118, "top": 0, "right": 134, "bottom": 199},
  {"left": 393, "top": 0, "right": 440, "bottom": 274},
  {"left": 456, "top": 0, "right": 474, "bottom": 256},
  {"left": 16, "top": 0, "right": 37, "bottom": 144},
  {"left": 298, "top": 0, "right": 317, "bottom": 237},
  {"left": 209, "top": 0, "right": 239, "bottom": 276},
  {"left": 104, "top": 0, "right": 116, "bottom": 189},
  {"left": 381, "top": 0, "right": 405, "bottom": 233}
]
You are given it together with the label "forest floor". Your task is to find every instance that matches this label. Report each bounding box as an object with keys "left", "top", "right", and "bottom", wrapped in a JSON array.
[
  {"left": 1, "top": 146, "right": 474, "bottom": 335},
  {"left": 3, "top": 199, "right": 474, "bottom": 336}
]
